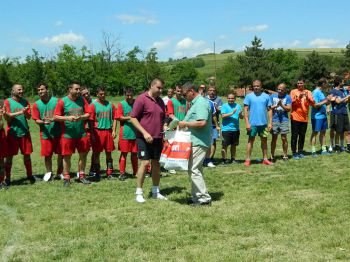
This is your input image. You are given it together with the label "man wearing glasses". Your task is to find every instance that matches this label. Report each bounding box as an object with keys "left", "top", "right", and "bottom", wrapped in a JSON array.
[
  {"left": 269, "top": 83, "right": 291, "bottom": 161},
  {"left": 290, "top": 79, "right": 315, "bottom": 159}
]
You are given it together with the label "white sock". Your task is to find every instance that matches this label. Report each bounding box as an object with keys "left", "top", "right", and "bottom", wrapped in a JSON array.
[{"left": 135, "top": 188, "right": 143, "bottom": 195}]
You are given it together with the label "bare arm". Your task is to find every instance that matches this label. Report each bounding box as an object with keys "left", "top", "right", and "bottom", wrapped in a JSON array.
[
  {"left": 130, "top": 117, "right": 153, "bottom": 143},
  {"left": 244, "top": 105, "right": 250, "bottom": 131},
  {"left": 178, "top": 120, "right": 207, "bottom": 129}
]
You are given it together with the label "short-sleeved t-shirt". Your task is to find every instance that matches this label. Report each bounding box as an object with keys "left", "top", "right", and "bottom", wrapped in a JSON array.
[
  {"left": 311, "top": 88, "right": 327, "bottom": 119},
  {"left": 116, "top": 100, "right": 137, "bottom": 140},
  {"left": 89, "top": 100, "right": 116, "bottom": 130},
  {"left": 329, "top": 88, "right": 348, "bottom": 115},
  {"left": 290, "top": 89, "right": 315, "bottom": 122},
  {"left": 4, "top": 97, "right": 30, "bottom": 137},
  {"left": 32, "top": 97, "right": 61, "bottom": 139},
  {"left": 184, "top": 95, "right": 212, "bottom": 148},
  {"left": 167, "top": 97, "right": 187, "bottom": 121},
  {"left": 54, "top": 95, "right": 90, "bottom": 139},
  {"left": 221, "top": 103, "right": 242, "bottom": 131},
  {"left": 243, "top": 92, "right": 272, "bottom": 126},
  {"left": 130, "top": 92, "right": 165, "bottom": 139},
  {"left": 270, "top": 93, "right": 292, "bottom": 122}
]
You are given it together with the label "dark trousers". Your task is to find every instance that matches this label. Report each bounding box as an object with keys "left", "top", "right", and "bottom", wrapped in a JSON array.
[{"left": 291, "top": 120, "right": 308, "bottom": 154}]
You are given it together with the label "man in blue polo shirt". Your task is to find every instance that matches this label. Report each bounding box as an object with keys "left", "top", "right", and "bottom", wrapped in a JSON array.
[{"left": 243, "top": 80, "right": 273, "bottom": 166}]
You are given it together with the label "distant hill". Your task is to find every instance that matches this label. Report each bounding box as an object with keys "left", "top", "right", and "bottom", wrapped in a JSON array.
[{"left": 164, "top": 48, "right": 345, "bottom": 78}]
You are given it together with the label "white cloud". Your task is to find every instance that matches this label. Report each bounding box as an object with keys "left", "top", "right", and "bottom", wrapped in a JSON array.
[
  {"left": 116, "top": 14, "right": 158, "bottom": 24},
  {"left": 176, "top": 37, "right": 205, "bottom": 50},
  {"left": 54, "top": 20, "right": 63, "bottom": 27},
  {"left": 240, "top": 24, "right": 269, "bottom": 32},
  {"left": 39, "top": 31, "right": 86, "bottom": 46},
  {"left": 218, "top": 35, "right": 227, "bottom": 40},
  {"left": 309, "top": 38, "right": 339, "bottom": 48},
  {"left": 152, "top": 39, "right": 171, "bottom": 50},
  {"left": 173, "top": 51, "right": 184, "bottom": 59}
]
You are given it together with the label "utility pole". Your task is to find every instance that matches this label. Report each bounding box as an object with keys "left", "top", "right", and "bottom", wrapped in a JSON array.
[{"left": 214, "top": 41, "right": 217, "bottom": 85}]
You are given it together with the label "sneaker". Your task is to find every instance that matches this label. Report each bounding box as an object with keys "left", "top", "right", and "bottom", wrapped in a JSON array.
[
  {"left": 0, "top": 183, "right": 5, "bottom": 190},
  {"left": 311, "top": 152, "right": 318, "bottom": 157},
  {"left": 4, "top": 178, "right": 10, "bottom": 189},
  {"left": 321, "top": 150, "right": 330, "bottom": 156},
  {"left": 76, "top": 172, "right": 80, "bottom": 178},
  {"left": 328, "top": 146, "right": 333, "bottom": 153},
  {"left": 136, "top": 194, "right": 146, "bottom": 203},
  {"left": 79, "top": 178, "right": 91, "bottom": 185},
  {"left": 168, "top": 169, "right": 176, "bottom": 174},
  {"left": 56, "top": 174, "right": 64, "bottom": 180},
  {"left": 43, "top": 172, "right": 52, "bottom": 182},
  {"left": 244, "top": 160, "right": 251, "bottom": 167},
  {"left": 230, "top": 159, "right": 238, "bottom": 164},
  {"left": 152, "top": 192, "right": 168, "bottom": 200},
  {"left": 207, "top": 162, "right": 216, "bottom": 168},
  {"left": 28, "top": 175, "right": 40, "bottom": 184},
  {"left": 282, "top": 156, "right": 289, "bottom": 161},
  {"left": 94, "top": 173, "right": 101, "bottom": 181},
  {"left": 145, "top": 172, "right": 151, "bottom": 178},
  {"left": 118, "top": 173, "right": 127, "bottom": 181},
  {"left": 298, "top": 153, "right": 306, "bottom": 158},
  {"left": 293, "top": 154, "right": 300, "bottom": 160},
  {"left": 188, "top": 199, "right": 212, "bottom": 206},
  {"left": 262, "top": 159, "right": 273, "bottom": 165},
  {"left": 340, "top": 146, "right": 345, "bottom": 152},
  {"left": 107, "top": 174, "right": 116, "bottom": 180},
  {"left": 63, "top": 179, "right": 70, "bottom": 187},
  {"left": 88, "top": 171, "right": 96, "bottom": 178},
  {"left": 269, "top": 157, "right": 276, "bottom": 163}
]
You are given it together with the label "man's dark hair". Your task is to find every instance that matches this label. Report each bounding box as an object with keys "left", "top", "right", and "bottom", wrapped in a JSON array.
[
  {"left": 96, "top": 86, "right": 105, "bottom": 93},
  {"left": 37, "top": 83, "right": 48, "bottom": 89},
  {"left": 69, "top": 81, "right": 80, "bottom": 89},
  {"left": 124, "top": 87, "right": 134, "bottom": 94},
  {"left": 317, "top": 78, "right": 327, "bottom": 87},
  {"left": 182, "top": 82, "right": 199, "bottom": 92},
  {"left": 333, "top": 76, "right": 343, "bottom": 87}
]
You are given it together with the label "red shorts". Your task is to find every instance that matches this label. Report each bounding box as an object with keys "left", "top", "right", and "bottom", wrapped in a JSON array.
[
  {"left": 0, "top": 129, "right": 8, "bottom": 158},
  {"left": 118, "top": 138, "right": 137, "bottom": 153},
  {"left": 91, "top": 129, "right": 115, "bottom": 153},
  {"left": 7, "top": 133, "right": 33, "bottom": 156},
  {"left": 40, "top": 137, "right": 61, "bottom": 157},
  {"left": 61, "top": 136, "right": 90, "bottom": 156}
]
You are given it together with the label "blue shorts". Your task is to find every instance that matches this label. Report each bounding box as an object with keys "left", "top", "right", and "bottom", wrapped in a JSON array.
[
  {"left": 211, "top": 127, "right": 219, "bottom": 144},
  {"left": 311, "top": 118, "right": 328, "bottom": 132}
]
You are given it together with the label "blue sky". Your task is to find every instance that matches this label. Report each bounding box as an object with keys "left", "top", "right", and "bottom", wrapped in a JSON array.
[{"left": 1, "top": 0, "right": 349, "bottom": 61}]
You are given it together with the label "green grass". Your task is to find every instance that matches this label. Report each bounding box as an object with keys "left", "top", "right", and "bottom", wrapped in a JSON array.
[
  {"left": 185, "top": 48, "right": 345, "bottom": 78},
  {"left": 1, "top": 97, "right": 350, "bottom": 261}
]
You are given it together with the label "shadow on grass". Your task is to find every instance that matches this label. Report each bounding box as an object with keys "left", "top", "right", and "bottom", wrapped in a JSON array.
[
  {"left": 148, "top": 186, "right": 187, "bottom": 198},
  {"left": 172, "top": 191, "right": 224, "bottom": 205}
]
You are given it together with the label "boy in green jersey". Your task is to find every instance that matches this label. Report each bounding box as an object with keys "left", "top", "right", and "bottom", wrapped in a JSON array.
[
  {"left": 32, "top": 83, "right": 63, "bottom": 181},
  {"left": 54, "top": 82, "right": 91, "bottom": 187},
  {"left": 3, "top": 84, "right": 38, "bottom": 186}
]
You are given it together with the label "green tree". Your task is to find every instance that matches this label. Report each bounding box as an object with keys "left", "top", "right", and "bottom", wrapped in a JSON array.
[{"left": 300, "top": 51, "right": 328, "bottom": 85}]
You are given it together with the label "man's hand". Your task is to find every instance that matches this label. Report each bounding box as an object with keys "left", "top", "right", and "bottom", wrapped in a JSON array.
[
  {"left": 232, "top": 108, "right": 237, "bottom": 114},
  {"left": 246, "top": 123, "right": 251, "bottom": 132},
  {"left": 66, "top": 115, "right": 76, "bottom": 122},
  {"left": 178, "top": 121, "right": 187, "bottom": 128},
  {"left": 267, "top": 123, "right": 272, "bottom": 132},
  {"left": 143, "top": 132, "right": 153, "bottom": 143}
]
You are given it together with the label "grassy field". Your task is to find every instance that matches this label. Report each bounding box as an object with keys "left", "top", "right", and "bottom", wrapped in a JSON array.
[
  {"left": 172, "top": 48, "right": 345, "bottom": 78},
  {"left": 1, "top": 97, "right": 350, "bottom": 261}
]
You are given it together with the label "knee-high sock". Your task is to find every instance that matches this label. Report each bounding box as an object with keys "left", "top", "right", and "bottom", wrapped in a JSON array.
[
  {"left": 119, "top": 155, "right": 126, "bottom": 174},
  {"left": 5, "top": 162, "right": 12, "bottom": 178},
  {"left": 106, "top": 159, "right": 113, "bottom": 176},
  {"left": 24, "top": 159, "right": 32, "bottom": 177}
]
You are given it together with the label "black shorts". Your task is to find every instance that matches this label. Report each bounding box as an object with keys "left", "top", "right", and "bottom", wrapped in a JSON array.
[
  {"left": 330, "top": 114, "right": 350, "bottom": 133},
  {"left": 221, "top": 131, "right": 240, "bottom": 147},
  {"left": 136, "top": 138, "right": 163, "bottom": 160}
]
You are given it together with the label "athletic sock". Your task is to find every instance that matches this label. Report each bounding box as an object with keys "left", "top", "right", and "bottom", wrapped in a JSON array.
[
  {"left": 24, "top": 159, "right": 32, "bottom": 177},
  {"left": 311, "top": 146, "right": 316, "bottom": 153},
  {"left": 321, "top": 145, "right": 327, "bottom": 152},
  {"left": 79, "top": 172, "right": 86, "bottom": 179},
  {"left": 119, "top": 155, "right": 126, "bottom": 174},
  {"left": 5, "top": 162, "right": 12, "bottom": 178},
  {"left": 131, "top": 154, "right": 138, "bottom": 174},
  {"left": 64, "top": 173, "right": 70, "bottom": 180}
]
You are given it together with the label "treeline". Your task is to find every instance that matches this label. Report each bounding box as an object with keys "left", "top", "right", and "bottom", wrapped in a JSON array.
[
  {"left": 216, "top": 36, "right": 350, "bottom": 93},
  {"left": 1, "top": 36, "right": 349, "bottom": 98}
]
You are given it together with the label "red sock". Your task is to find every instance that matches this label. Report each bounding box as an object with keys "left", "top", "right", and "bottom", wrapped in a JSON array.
[
  {"left": 146, "top": 164, "right": 151, "bottom": 173},
  {"left": 119, "top": 154, "right": 126, "bottom": 174},
  {"left": 79, "top": 172, "right": 86, "bottom": 179},
  {"left": 64, "top": 173, "right": 70, "bottom": 180},
  {"left": 5, "top": 162, "right": 12, "bottom": 178},
  {"left": 24, "top": 159, "right": 32, "bottom": 177},
  {"left": 131, "top": 154, "right": 138, "bottom": 174}
]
